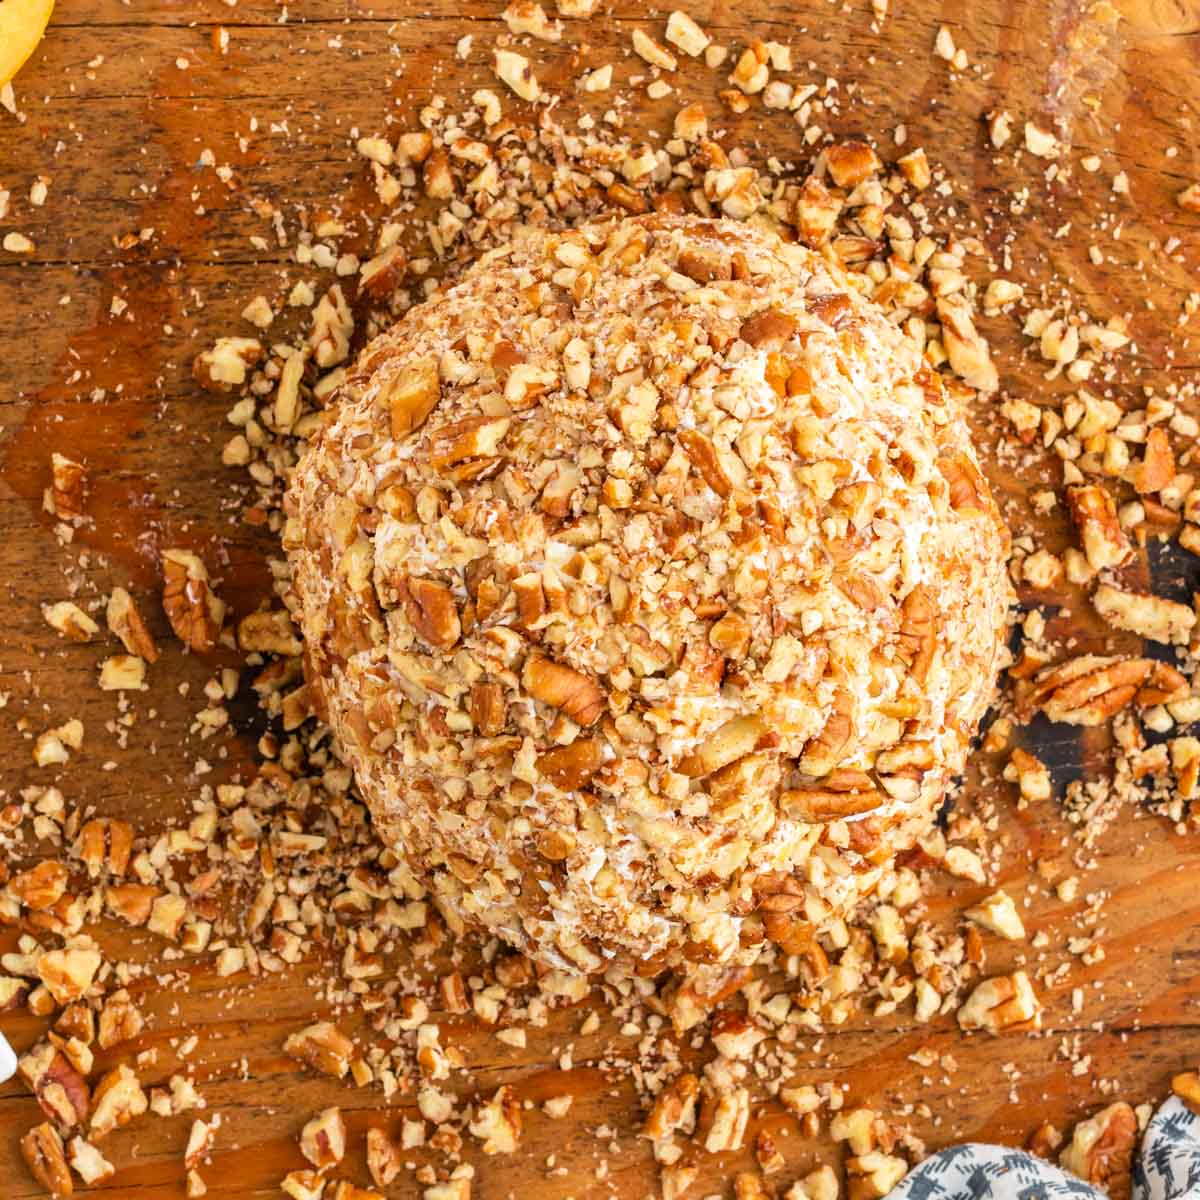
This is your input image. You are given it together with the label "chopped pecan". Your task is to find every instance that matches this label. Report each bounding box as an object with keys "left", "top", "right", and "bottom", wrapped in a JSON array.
[
  {"left": 740, "top": 306, "right": 797, "bottom": 349},
  {"left": 359, "top": 244, "right": 407, "bottom": 300},
  {"left": 193, "top": 336, "right": 263, "bottom": 392},
  {"left": 98, "top": 994, "right": 145, "bottom": 1050},
  {"left": 937, "top": 452, "right": 989, "bottom": 514},
  {"left": 678, "top": 429, "right": 733, "bottom": 498},
  {"left": 1019, "top": 655, "right": 1152, "bottom": 725},
  {"left": 1093, "top": 583, "right": 1196, "bottom": 645},
  {"left": 106, "top": 883, "right": 158, "bottom": 926},
  {"left": 469, "top": 682, "right": 507, "bottom": 735},
  {"left": 20, "top": 1123, "right": 73, "bottom": 1196},
  {"left": 76, "top": 817, "right": 134, "bottom": 877},
  {"left": 366, "top": 1127, "right": 403, "bottom": 1187},
  {"left": 825, "top": 139, "right": 881, "bottom": 188},
  {"left": 957, "top": 970, "right": 1041, "bottom": 1032},
  {"left": 698, "top": 1083, "right": 750, "bottom": 1153},
  {"left": 794, "top": 176, "right": 842, "bottom": 248},
  {"left": 643, "top": 1072, "right": 700, "bottom": 1143},
  {"left": 48, "top": 453, "right": 87, "bottom": 520},
  {"left": 280, "top": 1171, "right": 327, "bottom": 1200},
  {"left": 238, "top": 608, "right": 302, "bottom": 656},
  {"left": 936, "top": 294, "right": 998, "bottom": 392},
  {"left": 895, "top": 585, "right": 936, "bottom": 684},
  {"left": 162, "top": 549, "right": 225, "bottom": 653},
  {"left": 90, "top": 1065, "right": 147, "bottom": 1139},
  {"left": 1059, "top": 1102, "right": 1137, "bottom": 1189},
  {"left": 753, "top": 871, "right": 816, "bottom": 955},
  {"left": 522, "top": 654, "right": 605, "bottom": 725},
  {"left": 1172, "top": 1071, "right": 1200, "bottom": 1113},
  {"left": 711, "top": 1011, "right": 765, "bottom": 1060},
  {"left": 309, "top": 285, "right": 353, "bottom": 368},
  {"left": 385, "top": 356, "right": 441, "bottom": 439},
  {"left": 846, "top": 1151, "right": 908, "bottom": 1200},
  {"left": 468, "top": 1085, "right": 522, "bottom": 1155},
  {"left": 1004, "top": 747, "right": 1052, "bottom": 804},
  {"left": 43, "top": 601, "right": 98, "bottom": 642},
  {"left": 67, "top": 1137, "right": 114, "bottom": 1185},
  {"left": 780, "top": 786, "right": 881, "bottom": 821},
  {"left": 678, "top": 713, "right": 767, "bottom": 778},
  {"left": 1066, "top": 485, "right": 1132, "bottom": 571},
  {"left": 284, "top": 1022, "right": 354, "bottom": 1079},
  {"left": 1134, "top": 427, "right": 1175, "bottom": 495},
  {"left": 37, "top": 946, "right": 101, "bottom": 1005},
  {"left": 797, "top": 689, "right": 854, "bottom": 776},
  {"left": 20, "top": 1044, "right": 91, "bottom": 1129},
  {"left": 709, "top": 611, "right": 751, "bottom": 658},
  {"left": 12, "top": 861, "right": 69, "bottom": 912},
  {"left": 677, "top": 245, "right": 730, "bottom": 282},
  {"left": 537, "top": 738, "right": 604, "bottom": 790},
  {"left": 300, "top": 1107, "right": 347, "bottom": 1170},
  {"left": 399, "top": 577, "right": 462, "bottom": 651},
  {"left": 430, "top": 416, "right": 511, "bottom": 467},
  {"left": 106, "top": 587, "right": 159, "bottom": 662}
]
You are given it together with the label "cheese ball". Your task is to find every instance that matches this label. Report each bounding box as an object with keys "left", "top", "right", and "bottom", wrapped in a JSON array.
[{"left": 284, "top": 215, "right": 1011, "bottom": 976}]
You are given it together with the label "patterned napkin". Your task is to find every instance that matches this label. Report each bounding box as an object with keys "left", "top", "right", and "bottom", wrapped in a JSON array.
[{"left": 889, "top": 1099, "right": 1200, "bottom": 1200}]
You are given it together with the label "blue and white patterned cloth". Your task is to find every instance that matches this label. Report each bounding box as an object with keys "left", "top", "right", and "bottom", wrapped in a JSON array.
[{"left": 890, "top": 1099, "right": 1200, "bottom": 1200}]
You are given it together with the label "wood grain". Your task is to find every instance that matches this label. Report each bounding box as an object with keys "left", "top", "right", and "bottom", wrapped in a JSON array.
[{"left": 3, "top": 0, "right": 1200, "bottom": 1196}]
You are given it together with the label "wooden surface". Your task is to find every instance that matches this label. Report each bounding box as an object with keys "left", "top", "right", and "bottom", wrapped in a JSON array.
[{"left": 3, "top": 0, "right": 1200, "bottom": 1196}]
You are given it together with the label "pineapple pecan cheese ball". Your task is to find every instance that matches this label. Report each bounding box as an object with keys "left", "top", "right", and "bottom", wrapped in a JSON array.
[{"left": 284, "top": 214, "right": 1011, "bottom": 977}]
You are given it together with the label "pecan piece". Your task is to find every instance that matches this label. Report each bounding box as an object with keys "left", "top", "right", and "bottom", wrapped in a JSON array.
[
  {"left": 957, "top": 970, "right": 1041, "bottom": 1032},
  {"left": 825, "top": 139, "right": 881, "bottom": 188},
  {"left": 43, "top": 601, "right": 98, "bottom": 641},
  {"left": 740, "top": 306, "right": 797, "bottom": 349},
  {"left": 90, "top": 1065, "right": 147, "bottom": 1138},
  {"left": 678, "top": 428, "right": 733, "bottom": 498},
  {"left": 76, "top": 817, "right": 134, "bottom": 877},
  {"left": 68, "top": 1137, "right": 114, "bottom": 1185},
  {"left": 366, "top": 1127, "right": 403, "bottom": 1187},
  {"left": 895, "top": 585, "right": 936, "bottom": 684},
  {"left": 522, "top": 654, "right": 605, "bottom": 726},
  {"left": 780, "top": 786, "right": 882, "bottom": 821},
  {"left": 162, "top": 549, "right": 225, "bottom": 653},
  {"left": 385, "top": 356, "right": 441, "bottom": 438},
  {"left": 399, "top": 577, "right": 462, "bottom": 651},
  {"left": 937, "top": 452, "right": 989, "bottom": 514},
  {"left": 238, "top": 608, "right": 302, "bottom": 656},
  {"left": 537, "top": 738, "right": 604, "bottom": 790},
  {"left": 936, "top": 294, "right": 998, "bottom": 392},
  {"left": 677, "top": 245, "right": 730, "bottom": 282},
  {"left": 300, "top": 1107, "right": 347, "bottom": 1170},
  {"left": 1060, "top": 1102, "right": 1137, "bottom": 1189},
  {"left": 430, "top": 415, "right": 511, "bottom": 467},
  {"left": 1093, "top": 583, "right": 1196, "bottom": 645},
  {"left": 1019, "top": 655, "right": 1152, "bottom": 725},
  {"left": 794, "top": 176, "right": 841, "bottom": 248},
  {"left": 37, "top": 946, "right": 101, "bottom": 1005},
  {"left": 678, "top": 714, "right": 767, "bottom": 777},
  {"left": 192, "top": 336, "right": 263, "bottom": 391},
  {"left": 797, "top": 689, "right": 853, "bottom": 776},
  {"left": 20, "top": 1123, "right": 73, "bottom": 1196},
  {"left": 12, "top": 861, "right": 69, "bottom": 911},
  {"left": 284, "top": 1022, "right": 354, "bottom": 1079},
  {"left": 1066, "top": 485, "right": 1132, "bottom": 571},
  {"left": 698, "top": 1083, "right": 750, "bottom": 1153},
  {"left": 469, "top": 682, "right": 507, "bottom": 735},
  {"left": 468, "top": 1085, "right": 522, "bottom": 1155},
  {"left": 1134, "top": 426, "right": 1175, "bottom": 495},
  {"left": 642, "top": 1072, "right": 700, "bottom": 1143},
  {"left": 359, "top": 244, "right": 407, "bottom": 300},
  {"left": 48, "top": 453, "right": 87, "bottom": 520},
  {"left": 106, "top": 587, "right": 159, "bottom": 662},
  {"left": 19, "top": 1043, "right": 91, "bottom": 1129}
]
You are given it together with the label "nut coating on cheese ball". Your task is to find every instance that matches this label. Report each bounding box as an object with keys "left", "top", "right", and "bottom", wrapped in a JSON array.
[{"left": 285, "top": 215, "right": 1010, "bottom": 976}]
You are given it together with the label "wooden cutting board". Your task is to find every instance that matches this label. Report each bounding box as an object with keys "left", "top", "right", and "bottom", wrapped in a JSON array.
[{"left": 2, "top": 0, "right": 1200, "bottom": 1196}]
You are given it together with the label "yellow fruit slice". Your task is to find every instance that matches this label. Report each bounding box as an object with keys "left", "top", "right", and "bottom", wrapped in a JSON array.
[{"left": 0, "top": 0, "right": 55, "bottom": 89}]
